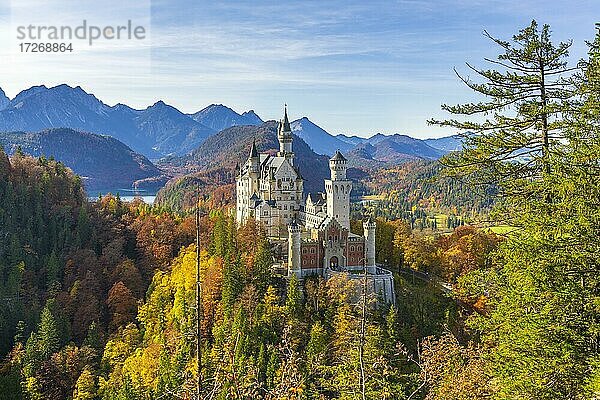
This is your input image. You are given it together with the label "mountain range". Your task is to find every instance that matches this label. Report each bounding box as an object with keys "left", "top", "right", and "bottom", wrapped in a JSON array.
[
  {"left": 0, "top": 85, "right": 261, "bottom": 159},
  {"left": 288, "top": 119, "right": 462, "bottom": 161},
  {"left": 0, "top": 128, "right": 165, "bottom": 190},
  {"left": 0, "top": 84, "right": 462, "bottom": 160},
  {"left": 0, "top": 84, "right": 466, "bottom": 196}
]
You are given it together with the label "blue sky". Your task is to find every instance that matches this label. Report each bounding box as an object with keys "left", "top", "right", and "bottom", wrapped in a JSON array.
[{"left": 0, "top": 0, "right": 598, "bottom": 138}]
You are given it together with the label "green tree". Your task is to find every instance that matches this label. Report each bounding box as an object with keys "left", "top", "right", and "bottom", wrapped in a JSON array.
[
  {"left": 451, "top": 25, "right": 600, "bottom": 399},
  {"left": 38, "top": 305, "right": 60, "bottom": 359},
  {"left": 285, "top": 274, "right": 302, "bottom": 318},
  {"left": 429, "top": 20, "right": 577, "bottom": 219},
  {"left": 73, "top": 366, "right": 97, "bottom": 400}
]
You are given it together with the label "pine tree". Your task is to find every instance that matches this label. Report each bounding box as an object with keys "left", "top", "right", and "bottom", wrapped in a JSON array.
[
  {"left": 463, "top": 26, "right": 600, "bottom": 399},
  {"left": 75, "top": 206, "right": 91, "bottom": 247},
  {"left": 285, "top": 274, "right": 302, "bottom": 318},
  {"left": 37, "top": 305, "right": 60, "bottom": 359},
  {"left": 46, "top": 250, "right": 60, "bottom": 286},
  {"left": 429, "top": 20, "right": 577, "bottom": 221}
]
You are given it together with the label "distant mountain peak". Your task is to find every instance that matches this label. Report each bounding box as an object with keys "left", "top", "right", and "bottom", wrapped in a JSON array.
[
  {"left": 424, "top": 134, "right": 464, "bottom": 152},
  {"left": 0, "top": 84, "right": 213, "bottom": 158},
  {"left": 11, "top": 85, "right": 50, "bottom": 104},
  {"left": 202, "top": 103, "right": 232, "bottom": 111},
  {"left": 290, "top": 117, "right": 353, "bottom": 156},
  {"left": 53, "top": 83, "right": 77, "bottom": 90},
  {"left": 190, "top": 104, "right": 262, "bottom": 132},
  {"left": 241, "top": 110, "right": 263, "bottom": 124},
  {"left": 151, "top": 100, "right": 168, "bottom": 107},
  {"left": 0, "top": 87, "right": 9, "bottom": 110},
  {"left": 146, "top": 100, "right": 186, "bottom": 115}
]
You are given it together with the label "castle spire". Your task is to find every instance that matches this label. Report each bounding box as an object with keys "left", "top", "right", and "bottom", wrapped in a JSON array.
[
  {"left": 281, "top": 104, "right": 291, "bottom": 132},
  {"left": 278, "top": 104, "right": 293, "bottom": 161},
  {"left": 249, "top": 138, "right": 258, "bottom": 158}
]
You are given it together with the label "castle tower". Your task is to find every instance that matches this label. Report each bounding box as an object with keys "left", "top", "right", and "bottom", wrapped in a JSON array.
[
  {"left": 278, "top": 105, "right": 294, "bottom": 164},
  {"left": 288, "top": 220, "right": 301, "bottom": 277},
  {"left": 363, "top": 217, "right": 376, "bottom": 267},
  {"left": 325, "top": 150, "right": 351, "bottom": 230},
  {"left": 248, "top": 138, "right": 260, "bottom": 196},
  {"left": 236, "top": 139, "right": 260, "bottom": 224}
]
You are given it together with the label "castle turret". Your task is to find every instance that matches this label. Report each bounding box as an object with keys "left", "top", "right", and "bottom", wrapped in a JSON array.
[
  {"left": 288, "top": 220, "right": 301, "bottom": 277},
  {"left": 325, "top": 150, "right": 351, "bottom": 230},
  {"left": 329, "top": 150, "right": 347, "bottom": 180},
  {"left": 363, "top": 217, "right": 376, "bottom": 267},
  {"left": 278, "top": 105, "right": 294, "bottom": 163}
]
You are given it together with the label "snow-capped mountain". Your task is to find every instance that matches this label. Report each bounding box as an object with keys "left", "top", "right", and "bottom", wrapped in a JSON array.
[
  {"left": 189, "top": 104, "right": 263, "bottom": 132},
  {"left": 290, "top": 117, "right": 353, "bottom": 156}
]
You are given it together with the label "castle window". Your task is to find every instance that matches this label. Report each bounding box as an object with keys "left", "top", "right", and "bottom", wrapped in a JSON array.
[
  {"left": 303, "top": 248, "right": 307, "bottom": 254},
  {"left": 351, "top": 245, "right": 355, "bottom": 252},
  {"left": 311, "top": 248, "right": 315, "bottom": 254}
]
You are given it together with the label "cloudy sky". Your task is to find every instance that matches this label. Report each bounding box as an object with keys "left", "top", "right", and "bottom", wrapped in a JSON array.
[{"left": 0, "top": 0, "right": 597, "bottom": 137}]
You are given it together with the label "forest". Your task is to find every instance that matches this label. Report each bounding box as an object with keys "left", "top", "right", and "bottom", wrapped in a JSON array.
[{"left": 0, "top": 20, "right": 599, "bottom": 400}]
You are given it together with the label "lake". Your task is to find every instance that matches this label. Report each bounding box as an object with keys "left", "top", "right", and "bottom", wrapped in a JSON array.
[{"left": 87, "top": 189, "right": 157, "bottom": 204}]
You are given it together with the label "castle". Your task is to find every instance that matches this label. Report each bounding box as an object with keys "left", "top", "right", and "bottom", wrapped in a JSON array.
[{"left": 236, "top": 107, "right": 394, "bottom": 303}]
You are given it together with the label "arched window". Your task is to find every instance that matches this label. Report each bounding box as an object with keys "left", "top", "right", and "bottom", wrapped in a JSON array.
[{"left": 329, "top": 256, "right": 339, "bottom": 268}]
